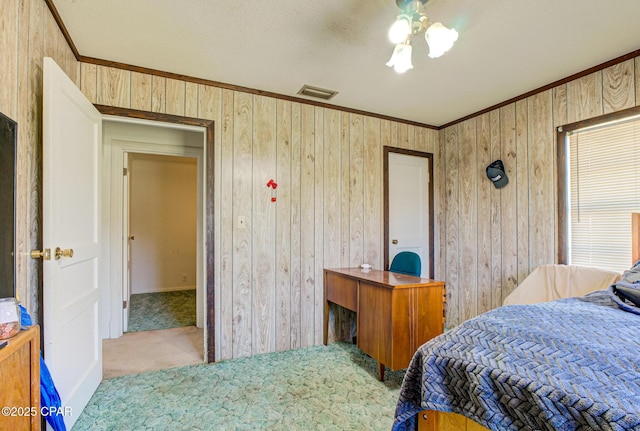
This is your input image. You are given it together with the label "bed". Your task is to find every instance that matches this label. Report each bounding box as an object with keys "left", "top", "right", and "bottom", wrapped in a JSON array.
[{"left": 392, "top": 272, "right": 640, "bottom": 431}]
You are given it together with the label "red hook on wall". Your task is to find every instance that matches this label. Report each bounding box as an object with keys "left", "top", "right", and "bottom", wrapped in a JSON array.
[{"left": 267, "top": 179, "right": 278, "bottom": 202}]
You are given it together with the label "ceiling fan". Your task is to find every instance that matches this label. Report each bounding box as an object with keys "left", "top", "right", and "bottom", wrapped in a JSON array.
[{"left": 386, "top": 0, "right": 458, "bottom": 73}]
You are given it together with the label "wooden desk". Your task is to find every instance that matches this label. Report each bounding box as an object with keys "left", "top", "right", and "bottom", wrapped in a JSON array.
[{"left": 323, "top": 268, "right": 445, "bottom": 380}]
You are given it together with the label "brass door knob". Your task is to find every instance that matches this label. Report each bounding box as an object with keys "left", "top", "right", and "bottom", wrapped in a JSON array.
[
  {"left": 31, "top": 249, "right": 51, "bottom": 260},
  {"left": 54, "top": 247, "right": 74, "bottom": 260},
  {"left": 392, "top": 239, "right": 398, "bottom": 244}
]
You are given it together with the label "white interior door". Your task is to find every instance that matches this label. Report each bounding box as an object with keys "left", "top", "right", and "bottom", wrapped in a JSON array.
[
  {"left": 388, "top": 152, "right": 430, "bottom": 277},
  {"left": 43, "top": 57, "right": 102, "bottom": 430}
]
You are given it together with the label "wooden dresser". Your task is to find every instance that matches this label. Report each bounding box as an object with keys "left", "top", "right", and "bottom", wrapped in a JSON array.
[
  {"left": 323, "top": 268, "right": 445, "bottom": 380},
  {"left": 0, "top": 326, "right": 40, "bottom": 431}
]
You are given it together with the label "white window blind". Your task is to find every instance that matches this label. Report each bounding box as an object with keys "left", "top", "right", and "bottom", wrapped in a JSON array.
[{"left": 568, "top": 115, "right": 640, "bottom": 273}]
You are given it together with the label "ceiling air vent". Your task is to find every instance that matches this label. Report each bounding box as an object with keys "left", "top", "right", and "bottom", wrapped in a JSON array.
[{"left": 297, "top": 85, "right": 338, "bottom": 101}]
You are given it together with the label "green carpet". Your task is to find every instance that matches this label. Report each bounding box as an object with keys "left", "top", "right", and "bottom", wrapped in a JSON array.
[
  {"left": 128, "top": 290, "right": 196, "bottom": 332},
  {"left": 73, "top": 342, "right": 405, "bottom": 431}
]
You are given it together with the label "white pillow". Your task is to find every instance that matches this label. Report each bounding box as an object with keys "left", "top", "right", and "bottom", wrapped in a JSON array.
[{"left": 503, "top": 264, "right": 621, "bottom": 306}]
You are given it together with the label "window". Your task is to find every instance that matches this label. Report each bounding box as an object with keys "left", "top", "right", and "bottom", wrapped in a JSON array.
[{"left": 563, "top": 113, "right": 640, "bottom": 273}]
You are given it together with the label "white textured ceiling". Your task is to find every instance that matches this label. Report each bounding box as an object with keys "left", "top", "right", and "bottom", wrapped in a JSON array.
[{"left": 52, "top": 0, "right": 640, "bottom": 127}]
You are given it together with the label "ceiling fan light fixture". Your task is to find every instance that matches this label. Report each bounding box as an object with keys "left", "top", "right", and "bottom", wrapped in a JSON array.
[
  {"left": 425, "top": 22, "right": 458, "bottom": 58},
  {"left": 388, "top": 15, "right": 412, "bottom": 44},
  {"left": 386, "top": 41, "right": 413, "bottom": 73},
  {"left": 386, "top": 0, "right": 457, "bottom": 72}
]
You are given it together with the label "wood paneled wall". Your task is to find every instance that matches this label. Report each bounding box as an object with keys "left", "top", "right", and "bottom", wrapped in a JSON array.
[
  {"left": 438, "top": 58, "right": 640, "bottom": 327},
  {"left": 77, "top": 64, "right": 440, "bottom": 359},
  {"left": 0, "top": 0, "right": 79, "bottom": 320},
  {"left": 4, "top": 0, "right": 640, "bottom": 357}
]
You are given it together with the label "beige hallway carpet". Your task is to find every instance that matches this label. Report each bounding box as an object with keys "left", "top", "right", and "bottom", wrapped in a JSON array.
[{"left": 103, "top": 326, "right": 204, "bottom": 378}]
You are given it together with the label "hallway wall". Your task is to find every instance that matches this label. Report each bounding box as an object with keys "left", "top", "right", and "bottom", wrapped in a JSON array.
[{"left": 129, "top": 154, "right": 197, "bottom": 294}]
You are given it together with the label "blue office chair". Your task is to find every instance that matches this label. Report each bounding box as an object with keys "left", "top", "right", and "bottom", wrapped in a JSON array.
[{"left": 389, "top": 251, "right": 421, "bottom": 277}]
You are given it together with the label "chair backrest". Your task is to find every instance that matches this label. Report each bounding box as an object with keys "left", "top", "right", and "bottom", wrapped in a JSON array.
[{"left": 389, "top": 251, "right": 421, "bottom": 277}]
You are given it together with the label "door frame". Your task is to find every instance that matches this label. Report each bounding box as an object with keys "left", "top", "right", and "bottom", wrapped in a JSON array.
[
  {"left": 96, "top": 105, "right": 215, "bottom": 363},
  {"left": 383, "top": 146, "right": 434, "bottom": 279}
]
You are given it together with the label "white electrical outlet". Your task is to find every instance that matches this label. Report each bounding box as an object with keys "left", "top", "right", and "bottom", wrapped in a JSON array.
[{"left": 238, "top": 216, "right": 247, "bottom": 229}]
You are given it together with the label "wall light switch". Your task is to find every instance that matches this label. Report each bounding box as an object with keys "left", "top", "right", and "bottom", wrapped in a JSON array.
[{"left": 238, "top": 216, "right": 247, "bottom": 229}]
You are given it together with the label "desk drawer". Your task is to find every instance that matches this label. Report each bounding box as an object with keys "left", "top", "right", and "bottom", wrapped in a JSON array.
[{"left": 325, "top": 272, "right": 357, "bottom": 312}]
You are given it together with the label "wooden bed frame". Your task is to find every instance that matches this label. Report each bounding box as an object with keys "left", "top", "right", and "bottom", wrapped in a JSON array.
[{"left": 417, "top": 410, "right": 489, "bottom": 431}]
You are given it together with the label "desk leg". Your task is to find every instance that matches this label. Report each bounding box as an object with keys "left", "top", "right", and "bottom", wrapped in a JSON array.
[
  {"left": 378, "top": 362, "right": 385, "bottom": 381},
  {"left": 323, "top": 300, "right": 329, "bottom": 345}
]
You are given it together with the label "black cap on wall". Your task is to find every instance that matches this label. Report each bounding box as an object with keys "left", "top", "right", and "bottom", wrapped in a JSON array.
[{"left": 486, "top": 159, "right": 508, "bottom": 189}]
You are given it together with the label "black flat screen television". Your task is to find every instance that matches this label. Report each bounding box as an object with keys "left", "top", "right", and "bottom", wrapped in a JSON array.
[{"left": 0, "top": 112, "right": 15, "bottom": 299}]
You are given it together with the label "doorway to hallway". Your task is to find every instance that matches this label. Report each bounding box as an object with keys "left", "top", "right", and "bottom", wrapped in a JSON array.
[{"left": 102, "top": 117, "right": 206, "bottom": 375}]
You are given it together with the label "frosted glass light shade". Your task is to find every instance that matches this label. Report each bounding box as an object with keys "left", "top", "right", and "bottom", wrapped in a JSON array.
[
  {"left": 386, "top": 43, "right": 413, "bottom": 73},
  {"left": 388, "top": 16, "right": 411, "bottom": 44},
  {"left": 425, "top": 22, "right": 458, "bottom": 58}
]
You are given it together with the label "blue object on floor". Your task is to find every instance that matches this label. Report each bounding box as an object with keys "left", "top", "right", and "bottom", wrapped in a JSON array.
[
  {"left": 40, "top": 356, "right": 66, "bottom": 431},
  {"left": 19, "top": 304, "right": 67, "bottom": 431}
]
